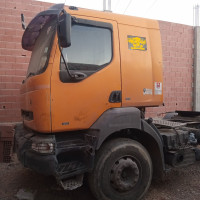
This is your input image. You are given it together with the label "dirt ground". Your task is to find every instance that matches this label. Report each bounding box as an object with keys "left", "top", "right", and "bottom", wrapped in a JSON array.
[{"left": 1, "top": 155, "right": 200, "bottom": 200}]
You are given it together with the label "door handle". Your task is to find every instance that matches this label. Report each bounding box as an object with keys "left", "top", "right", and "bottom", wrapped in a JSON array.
[{"left": 109, "top": 91, "right": 121, "bottom": 103}]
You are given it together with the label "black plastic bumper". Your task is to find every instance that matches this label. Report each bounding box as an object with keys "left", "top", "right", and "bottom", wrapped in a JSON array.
[{"left": 15, "top": 123, "right": 96, "bottom": 180}]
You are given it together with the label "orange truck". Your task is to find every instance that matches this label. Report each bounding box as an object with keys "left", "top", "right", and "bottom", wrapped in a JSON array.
[{"left": 15, "top": 4, "right": 200, "bottom": 200}]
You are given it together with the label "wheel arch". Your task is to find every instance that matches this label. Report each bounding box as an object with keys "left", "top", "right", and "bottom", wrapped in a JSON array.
[
  {"left": 89, "top": 107, "right": 165, "bottom": 180},
  {"left": 98, "top": 127, "right": 164, "bottom": 180}
]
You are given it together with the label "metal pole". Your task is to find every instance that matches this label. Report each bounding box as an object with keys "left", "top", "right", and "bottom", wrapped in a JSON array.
[
  {"left": 197, "top": 5, "right": 199, "bottom": 26},
  {"left": 103, "top": 0, "right": 106, "bottom": 11},
  {"left": 108, "top": 0, "right": 111, "bottom": 11},
  {"left": 193, "top": 5, "right": 200, "bottom": 111},
  {"left": 195, "top": 5, "right": 199, "bottom": 27},
  {"left": 193, "top": 5, "right": 194, "bottom": 26},
  {"left": 103, "top": 0, "right": 111, "bottom": 11}
]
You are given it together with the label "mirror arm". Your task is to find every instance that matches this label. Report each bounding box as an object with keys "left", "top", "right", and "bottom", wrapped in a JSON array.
[
  {"left": 58, "top": 39, "right": 75, "bottom": 79},
  {"left": 57, "top": 9, "right": 72, "bottom": 79},
  {"left": 57, "top": 9, "right": 84, "bottom": 81},
  {"left": 21, "top": 13, "right": 26, "bottom": 30}
]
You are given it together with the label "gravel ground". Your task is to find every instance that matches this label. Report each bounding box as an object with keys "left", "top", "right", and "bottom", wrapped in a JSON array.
[{"left": 1, "top": 155, "right": 200, "bottom": 200}]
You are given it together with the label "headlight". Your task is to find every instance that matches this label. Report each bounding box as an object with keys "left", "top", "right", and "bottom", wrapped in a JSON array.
[{"left": 31, "top": 142, "right": 54, "bottom": 154}]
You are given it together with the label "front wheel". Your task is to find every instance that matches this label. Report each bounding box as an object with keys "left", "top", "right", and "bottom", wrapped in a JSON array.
[{"left": 88, "top": 138, "right": 152, "bottom": 200}]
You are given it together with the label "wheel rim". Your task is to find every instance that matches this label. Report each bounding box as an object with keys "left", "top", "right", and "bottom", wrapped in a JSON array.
[{"left": 110, "top": 157, "right": 140, "bottom": 192}]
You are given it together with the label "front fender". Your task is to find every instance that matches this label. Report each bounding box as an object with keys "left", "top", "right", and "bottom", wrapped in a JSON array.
[{"left": 90, "top": 107, "right": 141, "bottom": 149}]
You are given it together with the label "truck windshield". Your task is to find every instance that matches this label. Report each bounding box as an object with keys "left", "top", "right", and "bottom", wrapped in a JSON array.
[{"left": 26, "top": 19, "right": 56, "bottom": 78}]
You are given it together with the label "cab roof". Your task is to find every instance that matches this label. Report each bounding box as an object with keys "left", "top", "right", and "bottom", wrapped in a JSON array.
[{"left": 65, "top": 5, "right": 159, "bottom": 30}]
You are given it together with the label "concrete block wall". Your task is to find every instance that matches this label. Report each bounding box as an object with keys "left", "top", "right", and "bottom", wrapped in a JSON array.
[
  {"left": 146, "top": 21, "right": 194, "bottom": 117},
  {"left": 0, "top": 0, "right": 194, "bottom": 123},
  {"left": 194, "top": 27, "right": 200, "bottom": 111}
]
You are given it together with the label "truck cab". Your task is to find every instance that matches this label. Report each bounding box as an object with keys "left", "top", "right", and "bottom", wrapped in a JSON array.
[
  {"left": 20, "top": 4, "right": 163, "bottom": 133},
  {"left": 15, "top": 4, "right": 200, "bottom": 200}
]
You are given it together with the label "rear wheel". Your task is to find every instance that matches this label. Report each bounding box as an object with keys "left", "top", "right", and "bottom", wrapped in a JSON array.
[{"left": 88, "top": 138, "right": 152, "bottom": 200}]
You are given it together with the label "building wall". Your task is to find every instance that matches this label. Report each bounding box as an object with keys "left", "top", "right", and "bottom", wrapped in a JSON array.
[
  {"left": 0, "top": 0, "right": 52, "bottom": 123},
  {"left": 0, "top": 0, "right": 194, "bottom": 123},
  {"left": 146, "top": 21, "right": 194, "bottom": 117}
]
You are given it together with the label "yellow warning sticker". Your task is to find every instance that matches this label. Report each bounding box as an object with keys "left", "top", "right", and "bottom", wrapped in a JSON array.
[{"left": 128, "top": 36, "right": 147, "bottom": 51}]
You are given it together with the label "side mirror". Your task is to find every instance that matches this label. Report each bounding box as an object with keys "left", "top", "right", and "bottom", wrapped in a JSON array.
[{"left": 57, "top": 10, "right": 71, "bottom": 47}]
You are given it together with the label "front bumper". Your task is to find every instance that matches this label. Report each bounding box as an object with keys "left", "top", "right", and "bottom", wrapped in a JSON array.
[{"left": 15, "top": 123, "right": 96, "bottom": 180}]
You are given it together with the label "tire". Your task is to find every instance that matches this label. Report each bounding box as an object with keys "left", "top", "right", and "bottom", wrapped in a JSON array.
[{"left": 88, "top": 138, "right": 152, "bottom": 200}]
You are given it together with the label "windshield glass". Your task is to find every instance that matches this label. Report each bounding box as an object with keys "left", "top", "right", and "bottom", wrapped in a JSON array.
[{"left": 27, "top": 17, "right": 56, "bottom": 77}]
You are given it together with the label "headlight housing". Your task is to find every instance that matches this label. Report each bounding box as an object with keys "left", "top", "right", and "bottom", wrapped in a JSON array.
[{"left": 31, "top": 142, "right": 54, "bottom": 154}]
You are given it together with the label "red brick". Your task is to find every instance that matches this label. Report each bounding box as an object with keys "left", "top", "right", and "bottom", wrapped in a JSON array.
[
  {"left": 0, "top": 28, "right": 5, "bottom": 35},
  {"left": 27, "top": 4, "right": 41, "bottom": 12},
  {"left": 5, "top": 42, "right": 15, "bottom": 49},
  {"left": 1, "top": 76, "right": 12, "bottom": 82},
  {"left": 15, "top": 56, "right": 27, "bottom": 63},
  {"left": 12, "top": 89, "right": 20, "bottom": 95},
  {"left": 5, "top": 56, "right": 15, "bottom": 63},
  {"left": 15, "top": 43, "right": 22, "bottom": 50},
  {"left": 5, "top": 15, "right": 17, "bottom": 23},
  {"left": 0, "top": 8, "right": 12, "bottom": 15},
  {"left": 5, "top": 83, "right": 16, "bottom": 89},
  {"left": 12, "top": 63, "right": 28, "bottom": 70},
  {"left": 5, "top": 96, "right": 18, "bottom": 102},
  {"left": 31, "top": 1, "right": 42, "bottom": 6},
  {"left": 5, "top": 70, "right": 15, "bottom": 75},
  {"left": 0, "top": 82, "right": 6, "bottom": 89},
  {"left": 0, "top": 56, "right": 5, "bottom": 62},
  {"left": 0, "top": 89, "right": 13, "bottom": 96},
  {"left": 12, "top": 76, "right": 24, "bottom": 83},
  {"left": 0, "top": 1, "right": 6, "bottom": 8},
  {"left": 15, "top": 70, "right": 26, "bottom": 76},
  {"left": 16, "top": 29, "right": 23, "bottom": 37},
  {"left": 4, "top": 29, "right": 16, "bottom": 36},
  {"left": 1, "top": 21, "right": 20, "bottom": 30},
  {"left": 0, "top": 41, "right": 6, "bottom": 48},
  {"left": 0, "top": 62, "right": 12, "bottom": 69},
  {"left": 0, "top": 103, "right": 12, "bottom": 109}
]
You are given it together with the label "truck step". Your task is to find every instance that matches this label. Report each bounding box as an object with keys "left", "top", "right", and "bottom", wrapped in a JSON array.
[{"left": 58, "top": 174, "right": 83, "bottom": 190}]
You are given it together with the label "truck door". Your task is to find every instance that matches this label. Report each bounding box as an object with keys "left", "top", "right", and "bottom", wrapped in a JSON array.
[
  {"left": 51, "top": 17, "right": 121, "bottom": 132},
  {"left": 119, "top": 24, "right": 156, "bottom": 107}
]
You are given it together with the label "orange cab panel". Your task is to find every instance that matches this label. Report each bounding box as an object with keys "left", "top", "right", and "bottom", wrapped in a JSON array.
[
  {"left": 20, "top": 70, "right": 51, "bottom": 133},
  {"left": 50, "top": 17, "right": 121, "bottom": 132},
  {"left": 20, "top": 29, "right": 57, "bottom": 133},
  {"left": 119, "top": 22, "right": 163, "bottom": 107}
]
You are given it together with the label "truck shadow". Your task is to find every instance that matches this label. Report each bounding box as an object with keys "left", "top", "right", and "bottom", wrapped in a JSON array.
[{"left": 26, "top": 171, "right": 95, "bottom": 200}]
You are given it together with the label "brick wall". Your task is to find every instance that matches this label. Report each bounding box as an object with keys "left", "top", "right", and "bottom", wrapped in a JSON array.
[
  {"left": 0, "top": 0, "right": 194, "bottom": 123},
  {"left": 146, "top": 21, "right": 194, "bottom": 117},
  {"left": 0, "top": 0, "right": 52, "bottom": 123}
]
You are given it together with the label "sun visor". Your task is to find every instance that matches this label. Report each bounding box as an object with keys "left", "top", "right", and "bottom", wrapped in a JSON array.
[{"left": 22, "top": 4, "right": 64, "bottom": 51}]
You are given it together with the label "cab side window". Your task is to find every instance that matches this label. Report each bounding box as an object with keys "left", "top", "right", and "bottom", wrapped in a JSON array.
[{"left": 61, "top": 24, "right": 112, "bottom": 77}]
